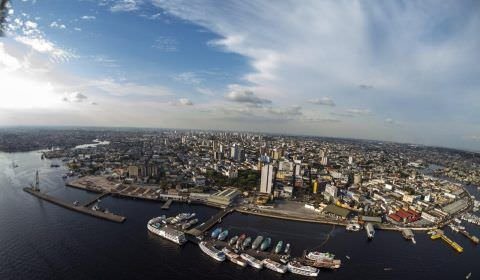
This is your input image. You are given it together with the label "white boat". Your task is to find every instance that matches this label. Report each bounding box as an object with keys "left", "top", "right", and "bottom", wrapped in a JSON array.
[
  {"left": 240, "top": 253, "right": 263, "bottom": 269},
  {"left": 287, "top": 261, "right": 319, "bottom": 277},
  {"left": 262, "top": 258, "right": 287, "bottom": 274},
  {"left": 346, "top": 223, "right": 361, "bottom": 231},
  {"left": 199, "top": 242, "right": 225, "bottom": 262},
  {"left": 222, "top": 247, "right": 247, "bottom": 267},
  {"left": 147, "top": 217, "right": 186, "bottom": 245},
  {"left": 365, "top": 223, "right": 375, "bottom": 239},
  {"left": 306, "top": 251, "right": 335, "bottom": 261}
]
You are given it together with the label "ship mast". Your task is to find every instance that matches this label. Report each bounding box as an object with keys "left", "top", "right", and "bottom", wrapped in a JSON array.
[{"left": 34, "top": 170, "right": 39, "bottom": 191}]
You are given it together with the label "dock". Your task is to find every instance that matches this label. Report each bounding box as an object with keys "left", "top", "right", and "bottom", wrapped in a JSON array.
[
  {"left": 186, "top": 207, "right": 235, "bottom": 237},
  {"left": 161, "top": 199, "right": 173, "bottom": 210},
  {"left": 83, "top": 192, "right": 110, "bottom": 207},
  {"left": 430, "top": 230, "right": 463, "bottom": 253},
  {"left": 24, "top": 187, "right": 126, "bottom": 223}
]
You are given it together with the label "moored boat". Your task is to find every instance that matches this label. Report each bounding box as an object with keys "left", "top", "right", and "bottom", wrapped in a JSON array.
[
  {"left": 260, "top": 237, "right": 272, "bottom": 251},
  {"left": 218, "top": 229, "right": 229, "bottom": 241},
  {"left": 240, "top": 253, "right": 263, "bottom": 269},
  {"left": 274, "top": 241, "right": 283, "bottom": 254},
  {"left": 211, "top": 227, "right": 223, "bottom": 239},
  {"left": 263, "top": 258, "right": 287, "bottom": 274},
  {"left": 242, "top": 237, "right": 252, "bottom": 249},
  {"left": 252, "top": 235, "right": 264, "bottom": 250},
  {"left": 287, "top": 261, "right": 319, "bottom": 277},
  {"left": 199, "top": 241, "right": 225, "bottom": 262},
  {"left": 228, "top": 236, "right": 239, "bottom": 246},
  {"left": 222, "top": 247, "right": 247, "bottom": 267}
]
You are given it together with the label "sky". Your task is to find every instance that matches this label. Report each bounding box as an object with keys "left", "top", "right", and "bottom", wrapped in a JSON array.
[{"left": 0, "top": 0, "right": 479, "bottom": 151}]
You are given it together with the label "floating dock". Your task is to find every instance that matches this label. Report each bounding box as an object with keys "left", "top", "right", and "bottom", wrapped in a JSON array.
[
  {"left": 161, "top": 199, "right": 173, "bottom": 210},
  {"left": 431, "top": 230, "right": 463, "bottom": 253},
  {"left": 24, "top": 187, "right": 126, "bottom": 223}
]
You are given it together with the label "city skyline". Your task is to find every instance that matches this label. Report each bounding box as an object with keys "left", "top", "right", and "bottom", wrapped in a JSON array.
[{"left": 1, "top": 0, "right": 480, "bottom": 151}]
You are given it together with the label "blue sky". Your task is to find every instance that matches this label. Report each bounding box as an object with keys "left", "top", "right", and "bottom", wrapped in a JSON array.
[{"left": 1, "top": 0, "right": 480, "bottom": 151}]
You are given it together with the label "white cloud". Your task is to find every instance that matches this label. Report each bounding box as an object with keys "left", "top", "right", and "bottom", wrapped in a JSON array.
[
  {"left": 74, "top": 27, "right": 82, "bottom": 32},
  {"left": 178, "top": 98, "right": 193, "bottom": 106},
  {"left": 110, "top": 0, "right": 142, "bottom": 12},
  {"left": 81, "top": 15, "right": 96, "bottom": 20},
  {"left": 50, "top": 21, "right": 66, "bottom": 29},
  {"left": 174, "top": 72, "right": 202, "bottom": 85},
  {"left": 152, "top": 36, "right": 177, "bottom": 52},
  {"left": 225, "top": 85, "right": 271, "bottom": 106},
  {"left": 308, "top": 97, "right": 335, "bottom": 106}
]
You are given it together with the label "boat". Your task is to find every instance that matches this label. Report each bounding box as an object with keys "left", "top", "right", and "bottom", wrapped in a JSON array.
[
  {"left": 218, "top": 229, "right": 229, "bottom": 241},
  {"left": 346, "top": 223, "right": 361, "bottom": 231},
  {"left": 50, "top": 163, "right": 60, "bottom": 168},
  {"left": 181, "top": 218, "right": 198, "bottom": 230},
  {"left": 260, "top": 237, "right": 271, "bottom": 251},
  {"left": 466, "top": 272, "right": 472, "bottom": 279},
  {"left": 262, "top": 258, "right": 287, "bottom": 274},
  {"left": 284, "top": 243, "right": 291, "bottom": 254},
  {"left": 402, "top": 229, "right": 415, "bottom": 241},
  {"left": 228, "top": 236, "right": 239, "bottom": 246},
  {"left": 171, "top": 213, "right": 195, "bottom": 224},
  {"left": 236, "top": 234, "right": 246, "bottom": 249},
  {"left": 306, "top": 251, "right": 335, "bottom": 261},
  {"left": 73, "top": 200, "right": 79, "bottom": 206},
  {"left": 346, "top": 255, "right": 350, "bottom": 260},
  {"left": 240, "top": 253, "right": 263, "bottom": 269},
  {"left": 199, "top": 242, "right": 225, "bottom": 262},
  {"left": 287, "top": 261, "right": 319, "bottom": 277},
  {"left": 242, "top": 237, "right": 252, "bottom": 249},
  {"left": 147, "top": 217, "right": 186, "bottom": 245},
  {"left": 365, "top": 223, "right": 375, "bottom": 239},
  {"left": 274, "top": 240, "right": 283, "bottom": 254},
  {"left": 252, "top": 235, "right": 264, "bottom": 250},
  {"left": 211, "top": 227, "right": 223, "bottom": 239},
  {"left": 384, "top": 267, "right": 393, "bottom": 271},
  {"left": 222, "top": 247, "right": 247, "bottom": 267}
]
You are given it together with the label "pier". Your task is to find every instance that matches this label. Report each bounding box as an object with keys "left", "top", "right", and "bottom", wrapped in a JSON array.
[
  {"left": 83, "top": 192, "right": 110, "bottom": 207},
  {"left": 161, "top": 199, "right": 173, "bottom": 210},
  {"left": 23, "top": 187, "right": 126, "bottom": 223},
  {"left": 430, "top": 229, "right": 463, "bottom": 253},
  {"left": 187, "top": 207, "right": 235, "bottom": 237}
]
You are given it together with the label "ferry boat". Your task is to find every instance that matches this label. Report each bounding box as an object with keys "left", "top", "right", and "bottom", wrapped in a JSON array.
[
  {"left": 199, "top": 242, "right": 225, "bottom": 262},
  {"left": 211, "top": 227, "right": 223, "bottom": 239},
  {"left": 346, "top": 223, "right": 361, "bottom": 231},
  {"left": 242, "top": 237, "right": 252, "bottom": 249},
  {"left": 147, "top": 217, "right": 186, "bottom": 245},
  {"left": 240, "top": 253, "right": 263, "bottom": 269},
  {"left": 228, "top": 236, "right": 239, "bottom": 246},
  {"left": 252, "top": 235, "right": 264, "bottom": 250},
  {"left": 306, "top": 251, "right": 335, "bottom": 261},
  {"left": 287, "top": 261, "right": 319, "bottom": 277},
  {"left": 365, "top": 223, "right": 375, "bottom": 239},
  {"left": 218, "top": 229, "right": 229, "bottom": 241},
  {"left": 262, "top": 258, "right": 287, "bottom": 274},
  {"left": 222, "top": 247, "right": 247, "bottom": 267},
  {"left": 260, "top": 237, "right": 271, "bottom": 251},
  {"left": 274, "top": 241, "right": 283, "bottom": 254}
]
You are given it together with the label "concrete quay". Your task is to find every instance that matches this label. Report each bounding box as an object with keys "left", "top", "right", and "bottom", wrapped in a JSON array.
[{"left": 23, "top": 187, "right": 126, "bottom": 223}]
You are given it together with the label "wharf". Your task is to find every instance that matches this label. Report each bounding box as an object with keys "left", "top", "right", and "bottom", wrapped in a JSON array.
[
  {"left": 161, "top": 199, "right": 173, "bottom": 210},
  {"left": 186, "top": 207, "right": 234, "bottom": 237},
  {"left": 431, "top": 230, "right": 463, "bottom": 253},
  {"left": 23, "top": 187, "right": 126, "bottom": 223}
]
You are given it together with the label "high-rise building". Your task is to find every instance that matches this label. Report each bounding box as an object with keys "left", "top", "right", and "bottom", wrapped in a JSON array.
[
  {"left": 260, "top": 164, "right": 274, "bottom": 194},
  {"left": 348, "top": 156, "right": 353, "bottom": 165}
]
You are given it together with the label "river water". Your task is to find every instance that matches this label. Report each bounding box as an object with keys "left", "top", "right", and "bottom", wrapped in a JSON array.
[{"left": 0, "top": 151, "right": 479, "bottom": 280}]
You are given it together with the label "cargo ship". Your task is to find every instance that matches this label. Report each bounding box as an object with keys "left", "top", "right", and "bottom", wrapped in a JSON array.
[
  {"left": 252, "top": 236, "right": 264, "bottom": 250},
  {"left": 199, "top": 241, "right": 225, "bottom": 262},
  {"left": 147, "top": 217, "right": 186, "bottom": 245},
  {"left": 218, "top": 229, "right": 229, "bottom": 241},
  {"left": 222, "top": 247, "right": 247, "bottom": 267},
  {"left": 262, "top": 258, "right": 287, "bottom": 274},
  {"left": 274, "top": 241, "right": 283, "bottom": 254},
  {"left": 260, "top": 237, "right": 271, "bottom": 251},
  {"left": 240, "top": 253, "right": 263, "bottom": 269},
  {"left": 211, "top": 227, "right": 222, "bottom": 239},
  {"left": 287, "top": 261, "right": 319, "bottom": 277},
  {"left": 242, "top": 237, "right": 252, "bottom": 249}
]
